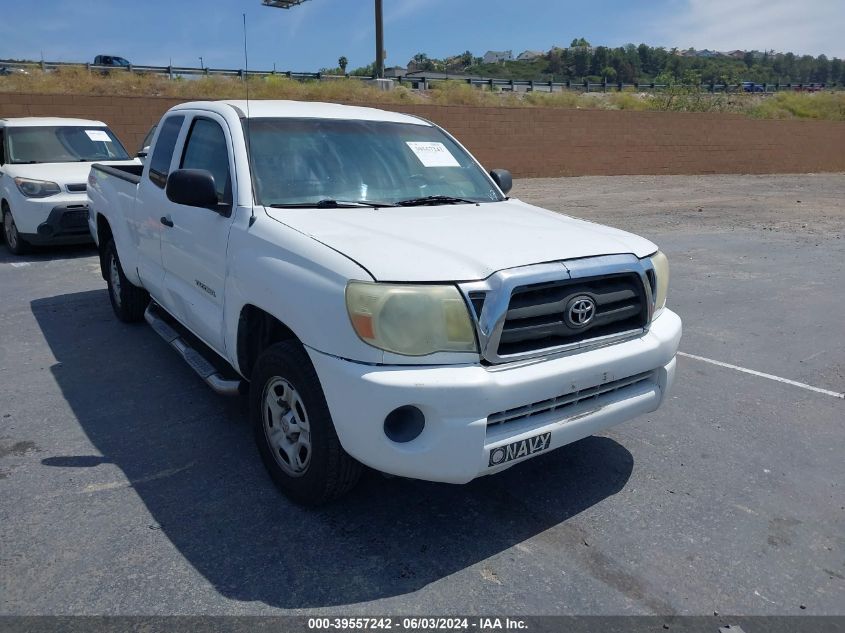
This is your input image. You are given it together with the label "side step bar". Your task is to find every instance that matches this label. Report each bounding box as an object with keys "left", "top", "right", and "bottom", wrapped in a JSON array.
[{"left": 144, "top": 303, "right": 243, "bottom": 396}]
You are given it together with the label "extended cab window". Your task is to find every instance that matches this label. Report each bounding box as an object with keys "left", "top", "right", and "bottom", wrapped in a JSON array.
[
  {"left": 180, "top": 118, "right": 232, "bottom": 204},
  {"left": 148, "top": 115, "right": 184, "bottom": 188},
  {"left": 0, "top": 129, "right": 5, "bottom": 165}
]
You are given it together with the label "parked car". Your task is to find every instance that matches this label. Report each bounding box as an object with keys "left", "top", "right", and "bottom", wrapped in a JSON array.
[
  {"left": 0, "top": 117, "right": 137, "bottom": 254},
  {"left": 94, "top": 55, "right": 131, "bottom": 68},
  {"left": 794, "top": 83, "right": 825, "bottom": 92},
  {"left": 741, "top": 81, "right": 765, "bottom": 93},
  {"left": 0, "top": 65, "right": 29, "bottom": 76},
  {"left": 136, "top": 124, "right": 157, "bottom": 164},
  {"left": 87, "top": 100, "right": 682, "bottom": 505}
]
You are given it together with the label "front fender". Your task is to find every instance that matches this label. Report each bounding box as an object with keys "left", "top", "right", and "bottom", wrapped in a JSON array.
[{"left": 222, "top": 213, "right": 383, "bottom": 374}]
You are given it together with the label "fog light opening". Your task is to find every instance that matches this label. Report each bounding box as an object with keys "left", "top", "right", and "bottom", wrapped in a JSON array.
[{"left": 383, "top": 405, "right": 425, "bottom": 443}]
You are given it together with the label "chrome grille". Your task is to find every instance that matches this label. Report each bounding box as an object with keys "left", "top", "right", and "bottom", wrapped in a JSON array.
[
  {"left": 459, "top": 255, "right": 656, "bottom": 365},
  {"left": 487, "top": 370, "right": 655, "bottom": 427},
  {"left": 498, "top": 273, "right": 647, "bottom": 357}
]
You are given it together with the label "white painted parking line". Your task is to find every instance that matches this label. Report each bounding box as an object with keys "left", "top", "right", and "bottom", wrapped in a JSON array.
[{"left": 678, "top": 352, "right": 844, "bottom": 399}]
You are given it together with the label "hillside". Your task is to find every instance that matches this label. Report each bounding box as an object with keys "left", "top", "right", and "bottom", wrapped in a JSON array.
[{"left": 392, "top": 41, "right": 843, "bottom": 86}]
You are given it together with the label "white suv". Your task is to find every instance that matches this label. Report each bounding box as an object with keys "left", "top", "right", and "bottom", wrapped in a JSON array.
[{"left": 0, "top": 117, "right": 137, "bottom": 254}]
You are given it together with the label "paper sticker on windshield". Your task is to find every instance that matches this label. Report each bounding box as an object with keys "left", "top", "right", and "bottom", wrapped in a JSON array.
[
  {"left": 85, "top": 130, "right": 111, "bottom": 142},
  {"left": 406, "top": 141, "right": 460, "bottom": 167}
]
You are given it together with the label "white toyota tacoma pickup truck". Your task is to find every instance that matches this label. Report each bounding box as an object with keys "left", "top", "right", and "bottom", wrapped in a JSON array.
[
  {"left": 87, "top": 100, "right": 681, "bottom": 505},
  {"left": 0, "top": 117, "right": 136, "bottom": 254}
]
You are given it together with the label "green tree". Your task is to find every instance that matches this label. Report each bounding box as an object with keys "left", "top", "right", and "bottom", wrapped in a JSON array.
[
  {"left": 573, "top": 48, "right": 590, "bottom": 77},
  {"left": 350, "top": 63, "right": 375, "bottom": 76},
  {"left": 782, "top": 52, "right": 796, "bottom": 80},
  {"left": 412, "top": 52, "right": 434, "bottom": 71},
  {"left": 830, "top": 58, "right": 842, "bottom": 85},
  {"left": 570, "top": 37, "right": 591, "bottom": 48},
  {"left": 637, "top": 43, "right": 651, "bottom": 73},
  {"left": 591, "top": 46, "right": 609, "bottom": 75},
  {"left": 601, "top": 66, "right": 617, "bottom": 81},
  {"left": 813, "top": 54, "right": 829, "bottom": 82},
  {"left": 338, "top": 56, "right": 348, "bottom": 74}
]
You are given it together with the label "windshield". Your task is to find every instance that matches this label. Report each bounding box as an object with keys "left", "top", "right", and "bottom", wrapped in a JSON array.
[
  {"left": 5, "top": 126, "right": 130, "bottom": 164},
  {"left": 139, "top": 124, "right": 157, "bottom": 152},
  {"left": 246, "top": 118, "right": 504, "bottom": 207}
]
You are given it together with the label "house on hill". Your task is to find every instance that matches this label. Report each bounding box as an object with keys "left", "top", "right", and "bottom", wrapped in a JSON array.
[
  {"left": 482, "top": 50, "right": 513, "bottom": 64},
  {"left": 517, "top": 50, "right": 544, "bottom": 61}
]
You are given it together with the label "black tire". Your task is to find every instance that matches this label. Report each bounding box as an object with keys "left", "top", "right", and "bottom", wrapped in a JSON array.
[
  {"left": 104, "top": 239, "right": 149, "bottom": 322},
  {"left": 2, "top": 204, "right": 28, "bottom": 255},
  {"left": 251, "top": 340, "right": 362, "bottom": 505}
]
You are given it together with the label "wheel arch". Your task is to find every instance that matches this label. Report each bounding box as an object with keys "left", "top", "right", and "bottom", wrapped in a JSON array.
[
  {"left": 236, "top": 304, "right": 300, "bottom": 379},
  {"left": 96, "top": 213, "right": 114, "bottom": 280}
]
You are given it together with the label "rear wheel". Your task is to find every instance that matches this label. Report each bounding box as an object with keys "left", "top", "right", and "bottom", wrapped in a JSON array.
[
  {"left": 2, "top": 205, "right": 28, "bottom": 255},
  {"left": 104, "top": 239, "right": 149, "bottom": 322},
  {"left": 251, "top": 341, "right": 362, "bottom": 505}
]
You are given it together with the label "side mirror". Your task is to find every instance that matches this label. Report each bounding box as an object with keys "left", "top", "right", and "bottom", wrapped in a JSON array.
[
  {"left": 166, "top": 169, "right": 222, "bottom": 211},
  {"left": 490, "top": 168, "right": 512, "bottom": 195}
]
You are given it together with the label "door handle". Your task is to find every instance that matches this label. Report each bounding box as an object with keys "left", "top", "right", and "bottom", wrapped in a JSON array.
[{"left": 160, "top": 216, "right": 174, "bottom": 228}]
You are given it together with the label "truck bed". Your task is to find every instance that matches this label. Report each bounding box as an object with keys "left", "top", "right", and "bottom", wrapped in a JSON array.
[{"left": 91, "top": 163, "right": 143, "bottom": 184}]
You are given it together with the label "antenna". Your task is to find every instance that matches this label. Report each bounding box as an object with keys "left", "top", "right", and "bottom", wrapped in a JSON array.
[{"left": 243, "top": 12, "right": 257, "bottom": 226}]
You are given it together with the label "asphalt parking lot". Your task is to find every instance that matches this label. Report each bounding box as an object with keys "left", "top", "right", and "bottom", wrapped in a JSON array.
[{"left": 1, "top": 173, "right": 843, "bottom": 616}]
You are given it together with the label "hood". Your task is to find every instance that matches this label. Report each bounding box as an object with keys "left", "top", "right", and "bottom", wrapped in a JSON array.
[
  {"left": 2, "top": 160, "right": 139, "bottom": 186},
  {"left": 265, "top": 198, "right": 657, "bottom": 282}
]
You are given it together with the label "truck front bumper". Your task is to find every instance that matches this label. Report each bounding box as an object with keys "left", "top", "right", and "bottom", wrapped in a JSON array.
[{"left": 308, "top": 308, "right": 682, "bottom": 484}]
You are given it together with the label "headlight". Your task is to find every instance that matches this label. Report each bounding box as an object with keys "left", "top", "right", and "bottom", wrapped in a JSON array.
[
  {"left": 649, "top": 250, "right": 670, "bottom": 316},
  {"left": 346, "top": 281, "right": 477, "bottom": 356},
  {"left": 14, "top": 177, "right": 61, "bottom": 198}
]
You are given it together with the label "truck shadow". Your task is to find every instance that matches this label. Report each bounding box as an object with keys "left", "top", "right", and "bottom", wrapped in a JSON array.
[{"left": 32, "top": 290, "right": 634, "bottom": 609}]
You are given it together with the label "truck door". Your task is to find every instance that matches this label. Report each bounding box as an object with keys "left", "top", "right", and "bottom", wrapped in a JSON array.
[
  {"left": 158, "top": 112, "right": 236, "bottom": 355},
  {"left": 133, "top": 113, "right": 185, "bottom": 301}
]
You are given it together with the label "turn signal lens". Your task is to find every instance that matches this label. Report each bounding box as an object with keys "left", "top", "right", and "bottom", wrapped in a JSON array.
[{"left": 649, "top": 250, "right": 670, "bottom": 317}]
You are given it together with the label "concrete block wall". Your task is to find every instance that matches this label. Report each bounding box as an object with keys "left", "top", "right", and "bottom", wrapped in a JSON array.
[{"left": 2, "top": 92, "right": 843, "bottom": 177}]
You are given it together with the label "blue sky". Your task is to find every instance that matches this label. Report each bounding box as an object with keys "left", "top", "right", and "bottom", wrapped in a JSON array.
[{"left": 1, "top": 0, "right": 842, "bottom": 71}]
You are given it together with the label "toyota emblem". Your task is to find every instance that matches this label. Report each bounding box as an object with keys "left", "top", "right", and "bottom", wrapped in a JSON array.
[{"left": 566, "top": 295, "right": 596, "bottom": 327}]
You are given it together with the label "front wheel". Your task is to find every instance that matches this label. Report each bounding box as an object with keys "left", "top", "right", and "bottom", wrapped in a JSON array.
[
  {"left": 104, "top": 239, "right": 149, "bottom": 322},
  {"left": 2, "top": 206, "right": 28, "bottom": 255},
  {"left": 251, "top": 341, "right": 362, "bottom": 505}
]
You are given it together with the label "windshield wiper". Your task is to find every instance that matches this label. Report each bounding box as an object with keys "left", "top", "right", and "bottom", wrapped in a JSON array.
[
  {"left": 396, "top": 195, "right": 478, "bottom": 207},
  {"left": 269, "top": 199, "right": 395, "bottom": 209}
]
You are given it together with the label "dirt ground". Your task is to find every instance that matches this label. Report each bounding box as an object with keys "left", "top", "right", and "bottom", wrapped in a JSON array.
[{"left": 513, "top": 173, "right": 845, "bottom": 239}]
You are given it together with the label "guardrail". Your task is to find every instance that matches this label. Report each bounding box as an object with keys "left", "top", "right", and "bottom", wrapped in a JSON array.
[
  {"left": 0, "top": 59, "right": 837, "bottom": 93},
  {"left": 0, "top": 59, "right": 358, "bottom": 81},
  {"left": 398, "top": 75, "right": 836, "bottom": 94}
]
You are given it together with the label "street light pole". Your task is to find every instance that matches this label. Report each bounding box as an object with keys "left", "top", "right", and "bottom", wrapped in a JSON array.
[{"left": 374, "top": 0, "right": 384, "bottom": 78}]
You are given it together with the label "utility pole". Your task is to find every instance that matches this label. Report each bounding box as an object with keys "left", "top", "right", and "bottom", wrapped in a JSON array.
[
  {"left": 262, "top": 1, "right": 383, "bottom": 78},
  {"left": 375, "top": 0, "right": 384, "bottom": 78}
]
